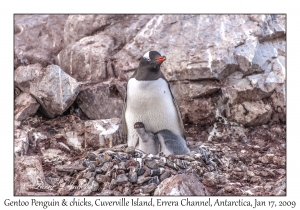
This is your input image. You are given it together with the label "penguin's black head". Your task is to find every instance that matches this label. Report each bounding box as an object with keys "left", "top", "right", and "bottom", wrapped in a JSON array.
[
  {"left": 134, "top": 122, "right": 145, "bottom": 129},
  {"left": 139, "top": 51, "right": 166, "bottom": 70}
]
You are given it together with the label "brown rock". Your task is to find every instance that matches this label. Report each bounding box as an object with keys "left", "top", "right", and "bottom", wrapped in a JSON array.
[
  {"left": 63, "top": 15, "right": 152, "bottom": 49},
  {"left": 227, "top": 101, "right": 272, "bottom": 127},
  {"left": 154, "top": 174, "right": 209, "bottom": 195},
  {"left": 77, "top": 80, "right": 123, "bottom": 119},
  {"left": 58, "top": 34, "right": 115, "bottom": 82},
  {"left": 14, "top": 156, "right": 54, "bottom": 195},
  {"left": 14, "top": 129, "right": 29, "bottom": 156},
  {"left": 95, "top": 174, "right": 111, "bottom": 183},
  {"left": 14, "top": 92, "right": 40, "bottom": 121},
  {"left": 145, "top": 159, "right": 159, "bottom": 169},
  {"left": 85, "top": 118, "right": 124, "bottom": 149}
]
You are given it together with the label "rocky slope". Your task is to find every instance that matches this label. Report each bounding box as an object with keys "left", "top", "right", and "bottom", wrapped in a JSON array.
[{"left": 14, "top": 14, "right": 286, "bottom": 196}]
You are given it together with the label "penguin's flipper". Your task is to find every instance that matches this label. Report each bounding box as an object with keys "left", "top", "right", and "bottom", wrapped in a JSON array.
[
  {"left": 165, "top": 81, "right": 185, "bottom": 139},
  {"left": 121, "top": 88, "right": 128, "bottom": 139},
  {"left": 172, "top": 96, "right": 185, "bottom": 139}
]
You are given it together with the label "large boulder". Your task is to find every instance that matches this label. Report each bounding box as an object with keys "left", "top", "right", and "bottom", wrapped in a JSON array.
[{"left": 15, "top": 64, "right": 80, "bottom": 118}]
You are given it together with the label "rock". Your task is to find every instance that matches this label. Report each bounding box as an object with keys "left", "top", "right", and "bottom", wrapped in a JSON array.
[
  {"left": 256, "top": 15, "right": 286, "bottom": 42},
  {"left": 14, "top": 63, "right": 44, "bottom": 93},
  {"left": 227, "top": 101, "right": 273, "bottom": 127},
  {"left": 55, "top": 164, "right": 86, "bottom": 173},
  {"left": 88, "top": 179, "right": 100, "bottom": 192},
  {"left": 137, "top": 176, "right": 152, "bottom": 184},
  {"left": 175, "top": 95, "right": 217, "bottom": 126},
  {"left": 202, "top": 171, "right": 227, "bottom": 187},
  {"left": 141, "top": 183, "right": 157, "bottom": 194},
  {"left": 41, "top": 149, "right": 68, "bottom": 166},
  {"left": 77, "top": 80, "right": 123, "bottom": 119},
  {"left": 270, "top": 84, "right": 286, "bottom": 123},
  {"left": 84, "top": 118, "right": 124, "bottom": 149},
  {"left": 172, "top": 80, "right": 220, "bottom": 99},
  {"left": 154, "top": 174, "right": 209, "bottom": 195},
  {"left": 14, "top": 86, "right": 22, "bottom": 99},
  {"left": 65, "top": 131, "right": 84, "bottom": 151},
  {"left": 14, "top": 92, "right": 40, "bottom": 121},
  {"left": 116, "top": 174, "right": 128, "bottom": 183},
  {"left": 14, "top": 15, "right": 68, "bottom": 68},
  {"left": 128, "top": 171, "right": 138, "bottom": 183},
  {"left": 63, "top": 15, "right": 152, "bottom": 49},
  {"left": 58, "top": 186, "right": 72, "bottom": 195},
  {"left": 14, "top": 129, "right": 29, "bottom": 156},
  {"left": 99, "top": 189, "right": 114, "bottom": 196},
  {"left": 14, "top": 156, "right": 57, "bottom": 195},
  {"left": 145, "top": 159, "right": 159, "bottom": 169},
  {"left": 74, "top": 188, "right": 92, "bottom": 196},
  {"left": 58, "top": 34, "right": 115, "bottom": 82},
  {"left": 96, "top": 174, "right": 111, "bottom": 183},
  {"left": 15, "top": 64, "right": 80, "bottom": 118},
  {"left": 63, "top": 15, "right": 121, "bottom": 47},
  {"left": 159, "top": 171, "right": 171, "bottom": 181},
  {"left": 114, "top": 15, "right": 285, "bottom": 80}
]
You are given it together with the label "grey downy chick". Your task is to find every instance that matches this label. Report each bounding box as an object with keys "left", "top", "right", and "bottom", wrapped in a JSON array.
[
  {"left": 134, "top": 122, "right": 160, "bottom": 155},
  {"left": 155, "top": 129, "right": 190, "bottom": 156}
]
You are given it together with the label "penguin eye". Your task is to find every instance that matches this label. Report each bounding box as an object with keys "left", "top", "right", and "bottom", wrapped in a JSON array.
[{"left": 147, "top": 58, "right": 151, "bottom": 62}]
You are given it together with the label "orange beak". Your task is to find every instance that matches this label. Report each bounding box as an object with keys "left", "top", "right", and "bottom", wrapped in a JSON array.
[
  {"left": 155, "top": 56, "right": 166, "bottom": 63},
  {"left": 134, "top": 124, "right": 140, "bottom": 129}
]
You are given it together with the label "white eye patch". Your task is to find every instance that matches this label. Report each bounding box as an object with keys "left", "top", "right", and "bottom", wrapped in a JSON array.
[{"left": 143, "top": 51, "right": 151, "bottom": 60}]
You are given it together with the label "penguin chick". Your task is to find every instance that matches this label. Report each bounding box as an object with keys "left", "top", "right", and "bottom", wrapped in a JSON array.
[
  {"left": 134, "top": 122, "right": 160, "bottom": 155},
  {"left": 155, "top": 129, "right": 190, "bottom": 156}
]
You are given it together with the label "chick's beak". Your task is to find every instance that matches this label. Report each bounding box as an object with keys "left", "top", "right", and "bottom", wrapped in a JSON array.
[{"left": 155, "top": 56, "right": 166, "bottom": 63}]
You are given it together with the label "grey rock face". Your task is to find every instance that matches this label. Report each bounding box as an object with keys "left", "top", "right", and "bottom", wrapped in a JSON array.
[
  {"left": 14, "top": 15, "right": 68, "bottom": 68},
  {"left": 63, "top": 15, "right": 152, "bottom": 48}
]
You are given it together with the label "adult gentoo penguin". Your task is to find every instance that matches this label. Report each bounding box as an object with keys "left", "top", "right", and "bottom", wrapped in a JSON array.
[{"left": 122, "top": 50, "right": 185, "bottom": 151}]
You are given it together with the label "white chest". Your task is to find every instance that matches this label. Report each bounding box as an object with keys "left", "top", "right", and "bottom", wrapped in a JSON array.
[{"left": 125, "top": 78, "right": 181, "bottom": 136}]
